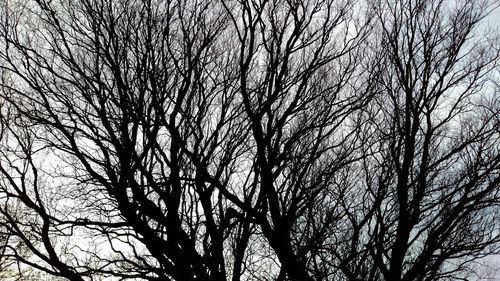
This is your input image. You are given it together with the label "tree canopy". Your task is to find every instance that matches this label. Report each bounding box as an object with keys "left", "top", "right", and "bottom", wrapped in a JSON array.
[{"left": 0, "top": 0, "right": 499, "bottom": 280}]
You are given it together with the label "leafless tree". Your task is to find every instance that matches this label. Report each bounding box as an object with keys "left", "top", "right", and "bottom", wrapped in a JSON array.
[
  {"left": 332, "top": 1, "right": 500, "bottom": 280},
  {"left": 0, "top": 0, "right": 498, "bottom": 281}
]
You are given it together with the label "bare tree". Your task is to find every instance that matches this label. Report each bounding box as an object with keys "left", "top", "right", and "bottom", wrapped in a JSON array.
[
  {"left": 332, "top": 1, "right": 500, "bottom": 280},
  {"left": 0, "top": 0, "right": 498, "bottom": 281}
]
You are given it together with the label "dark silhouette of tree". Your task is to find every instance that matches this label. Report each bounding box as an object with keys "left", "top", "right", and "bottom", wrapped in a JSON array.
[
  {"left": 0, "top": 0, "right": 498, "bottom": 280},
  {"left": 333, "top": 1, "right": 500, "bottom": 280}
]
